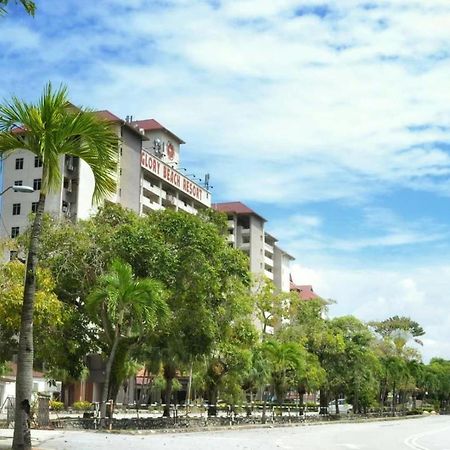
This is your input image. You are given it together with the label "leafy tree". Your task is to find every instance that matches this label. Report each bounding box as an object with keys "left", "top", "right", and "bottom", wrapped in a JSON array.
[
  {"left": 86, "top": 259, "right": 169, "bottom": 423},
  {"left": 0, "top": 82, "right": 119, "bottom": 449},
  {"left": 203, "top": 317, "right": 257, "bottom": 416},
  {"left": 280, "top": 298, "right": 345, "bottom": 413},
  {"left": 329, "top": 316, "right": 380, "bottom": 413},
  {"left": 0, "top": 0, "right": 35, "bottom": 16},
  {"left": 423, "top": 359, "right": 450, "bottom": 411},
  {"left": 0, "top": 261, "right": 63, "bottom": 366},
  {"left": 252, "top": 275, "right": 298, "bottom": 337},
  {"left": 370, "top": 316, "right": 424, "bottom": 413},
  {"left": 133, "top": 210, "right": 251, "bottom": 417}
]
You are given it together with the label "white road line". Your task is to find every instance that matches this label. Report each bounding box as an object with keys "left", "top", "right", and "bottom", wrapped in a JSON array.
[{"left": 404, "top": 425, "right": 450, "bottom": 450}]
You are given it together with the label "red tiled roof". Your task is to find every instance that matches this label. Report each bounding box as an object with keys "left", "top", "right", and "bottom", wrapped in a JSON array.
[
  {"left": 212, "top": 202, "right": 267, "bottom": 222},
  {"left": 94, "top": 110, "right": 123, "bottom": 123},
  {"left": 131, "top": 119, "right": 185, "bottom": 144},
  {"left": 11, "top": 126, "right": 27, "bottom": 134},
  {"left": 290, "top": 282, "right": 321, "bottom": 301},
  {"left": 7, "top": 362, "right": 45, "bottom": 379},
  {"left": 93, "top": 110, "right": 148, "bottom": 140}
]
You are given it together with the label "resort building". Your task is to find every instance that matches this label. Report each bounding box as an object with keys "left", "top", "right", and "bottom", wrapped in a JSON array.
[
  {"left": 212, "top": 201, "right": 294, "bottom": 293},
  {"left": 0, "top": 112, "right": 211, "bottom": 259}
]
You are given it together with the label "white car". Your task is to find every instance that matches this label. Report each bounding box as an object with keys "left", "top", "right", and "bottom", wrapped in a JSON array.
[{"left": 328, "top": 399, "right": 353, "bottom": 414}]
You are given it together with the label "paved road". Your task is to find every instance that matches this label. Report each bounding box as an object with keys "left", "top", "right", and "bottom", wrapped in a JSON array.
[{"left": 1, "top": 415, "right": 449, "bottom": 450}]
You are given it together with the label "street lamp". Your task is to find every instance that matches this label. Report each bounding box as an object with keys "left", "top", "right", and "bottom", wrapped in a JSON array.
[{"left": 0, "top": 185, "right": 34, "bottom": 196}]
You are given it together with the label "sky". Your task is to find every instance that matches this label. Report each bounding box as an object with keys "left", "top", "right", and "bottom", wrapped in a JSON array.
[{"left": 1, "top": 0, "right": 450, "bottom": 361}]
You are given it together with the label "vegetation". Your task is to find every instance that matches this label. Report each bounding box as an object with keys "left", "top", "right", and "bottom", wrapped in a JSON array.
[
  {"left": 1, "top": 200, "right": 450, "bottom": 424},
  {"left": 0, "top": 83, "right": 119, "bottom": 449},
  {"left": 0, "top": 0, "right": 35, "bottom": 16}
]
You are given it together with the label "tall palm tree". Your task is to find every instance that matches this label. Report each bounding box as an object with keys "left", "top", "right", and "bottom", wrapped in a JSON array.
[
  {"left": 0, "top": 83, "right": 118, "bottom": 450},
  {"left": 86, "top": 259, "right": 169, "bottom": 425},
  {"left": 262, "top": 340, "right": 305, "bottom": 413}
]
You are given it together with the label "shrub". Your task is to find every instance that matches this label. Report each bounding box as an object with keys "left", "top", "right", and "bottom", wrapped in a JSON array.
[
  {"left": 72, "top": 401, "right": 92, "bottom": 411},
  {"left": 49, "top": 400, "right": 64, "bottom": 411}
]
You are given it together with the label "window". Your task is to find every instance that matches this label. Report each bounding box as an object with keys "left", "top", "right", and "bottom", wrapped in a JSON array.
[
  {"left": 15, "top": 158, "right": 24, "bottom": 170},
  {"left": 12, "top": 203, "right": 21, "bottom": 215},
  {"left": 11, "top": 227, "right": 20, "bottom": 238},
  {"left": 14, "top": 180, "right": 23, "bottom": 186},
  {"left": 31, "top": 202, "right": 39, "bottom": 213},
  {"left": 34, "top": 156, "right": 43, "bottom": 168},
  {"left": 9, "top": 250, "right": 18, "bottom": 261},
  {"left": 33, "top": 178, "right": 42, "bottom": 191}
]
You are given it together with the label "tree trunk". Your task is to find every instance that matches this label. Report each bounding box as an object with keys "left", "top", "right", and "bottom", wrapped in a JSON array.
[
  {"left": 163, "top": 377, "right": 173, "bottom": 417},
  {"left": 208, "top": 386, "right": 218, "bottom": 416},
  {"left": 319, "top": 388, "right": 328, "bottom": 415},
  {"left": 392, "top": 381, "right": 396, "bottom": 416},
  {"left": 13, "top": 192, "right": 46, "bottom": 450},
  {"left": 100, "top": 332, "right": 120, "bottom": 427},
  {"left": 186, "top": 361, "right": 193, "bottom": 408}
]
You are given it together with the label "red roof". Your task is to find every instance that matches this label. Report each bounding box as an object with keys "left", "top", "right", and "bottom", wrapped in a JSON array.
[
  {"left": 290, "top": 282, "right": 321, "bottom": 301},
  {"left": 131, "top": 119, "right": 185, "bottom": 144},
  {"left": 94, "top": 110, "right": 123, "bottom": 123},
  {"left": 213, "top": 202, "right": 267, "bottom": 222},
  {"left": 93, "top": 110, "right": 148, "bottom": 140},
  {"left": 6, "top": 362, "right": 45, "bottom": 379}
]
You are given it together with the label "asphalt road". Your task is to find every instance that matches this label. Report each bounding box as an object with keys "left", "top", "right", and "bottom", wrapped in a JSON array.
[{"left": 1, "top": 415, "right": 450, "bottom": 450}]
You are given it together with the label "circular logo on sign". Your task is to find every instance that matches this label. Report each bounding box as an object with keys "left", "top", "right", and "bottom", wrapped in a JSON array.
[{"left": 167, "top": 142, "right": 175, "bottom": 160}]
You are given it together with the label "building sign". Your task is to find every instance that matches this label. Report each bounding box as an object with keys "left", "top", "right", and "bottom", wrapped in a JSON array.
[{"left": 141, "top": 150, "right": 211, "bottom": 207}]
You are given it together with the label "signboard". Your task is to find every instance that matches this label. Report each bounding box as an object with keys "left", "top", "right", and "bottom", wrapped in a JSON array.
[{"left": 141, "top": 150, "right": 211, "bottom": 207}]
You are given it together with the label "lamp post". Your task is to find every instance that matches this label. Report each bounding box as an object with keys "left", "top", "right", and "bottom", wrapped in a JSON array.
[{"left": 0, "top": 185, "right": 34, "bottom": 196}]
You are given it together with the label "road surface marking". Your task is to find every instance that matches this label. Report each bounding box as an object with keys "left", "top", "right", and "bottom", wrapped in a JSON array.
[{"left": 404, "top": 425, "right": 450, "bottom": 450}]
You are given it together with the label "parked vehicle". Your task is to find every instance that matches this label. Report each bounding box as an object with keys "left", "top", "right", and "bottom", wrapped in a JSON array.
[{"left": 328, "top": 399, "right": 353, "bottom": 414}]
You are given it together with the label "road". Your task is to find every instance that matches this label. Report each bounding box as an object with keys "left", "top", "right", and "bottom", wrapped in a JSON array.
[{"left": 1, "top": 415, "right": 449, "bottom": 450}]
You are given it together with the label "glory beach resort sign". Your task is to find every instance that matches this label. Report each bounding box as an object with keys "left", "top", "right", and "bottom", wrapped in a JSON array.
[{"left": 141, "top": 150, "right": 211, "bottom": 207}]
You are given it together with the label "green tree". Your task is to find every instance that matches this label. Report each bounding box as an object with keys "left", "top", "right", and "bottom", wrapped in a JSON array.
[
  {"left": 280, "top": 298, "right": 345, "bottom": 413},
  {"left": 0, "top": 0, "right": 35, "bottom": 16},
  {"left": 135, "top": 210, "right": 251, "bottom": 417},
  {"left": 0, "top": 83, "right": 118, "bottom": 449},
  {"left": 329, "top": 316, "right": 380, "bottom": 413},
  {"left": 370, "top": 316, "right": 424, "bottom": 413},
  {"left": 0, "top": 261, "right": 63, "bottom": 366},
  {"left": 262, "top": 340, "right": 306, "bottom": 412},
  {"left": 252, "top": 275, "right": 298, "bottom": 337},
  {"left": 86, "top": 259, "right": 169, "bottom": 423}
]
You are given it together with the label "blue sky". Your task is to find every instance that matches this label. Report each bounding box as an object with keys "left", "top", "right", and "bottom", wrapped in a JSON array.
[{"left": 1, "top": 0, "right": 450, "bottom": 360}]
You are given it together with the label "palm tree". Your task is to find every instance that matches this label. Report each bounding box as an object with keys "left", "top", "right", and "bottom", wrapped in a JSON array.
[
  {"left": 0, "top": 0, "right": 35, "bottom": 16},
  {"left": 0, "top": 83, "right": 118, "bottom": 450},
  {"left": 86, "top": 259, "right": 169, "bottom": 425},
  {"left": 262, "top": 340, "right": 305, "bottom": 414}
]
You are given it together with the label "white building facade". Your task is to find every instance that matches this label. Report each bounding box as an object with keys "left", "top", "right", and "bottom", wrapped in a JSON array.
[
  {"left": 0, "top": 112, "right": 210, "bottom": 259},
  {"left": 213, "top": 202, "right": 294, "bottom": 293}
]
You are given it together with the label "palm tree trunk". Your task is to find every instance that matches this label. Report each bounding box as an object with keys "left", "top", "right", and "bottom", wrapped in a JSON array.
[
  {"left": 12, "top": 192, "right": 46, "bottom": 450},
  {"left": 100, "top": 331, "right": 120, "bottom": 428},
  {"left": 163, "top": 377, "right": 173, "bottom": 418}
]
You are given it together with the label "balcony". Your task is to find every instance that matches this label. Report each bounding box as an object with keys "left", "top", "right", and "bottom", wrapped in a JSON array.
[
  {"left": 142, "top": 179, "right": 165, "bottom": 198},
  {"left": 141, "top": 195, "right": 162, "bottom": 212},
  {"left": 264, "top": 269, "right": 274, "bottom": 280},
  {"left": 264, "top": 243, "right": 274, "bottom": 255},
  {"left": 227, "top": 219, "right": 235, "bottom": 229},
  {"left": 240, "top": 242, "right": 250, "bottom": 252},
  {"left": 264, "top": 256, "right": 274, "bottom": 268},
  {"left": 227, "top": 234, "right": 235, "bottom": 244}
]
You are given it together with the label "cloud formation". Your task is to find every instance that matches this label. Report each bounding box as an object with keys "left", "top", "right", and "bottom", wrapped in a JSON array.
[{"left": 1, "top": 0, "right": 449, "bottom": 357}]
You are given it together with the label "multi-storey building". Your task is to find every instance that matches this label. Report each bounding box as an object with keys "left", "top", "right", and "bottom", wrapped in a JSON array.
[
  {"left": 0, "top": 111, "right": 211, "bottom": 258},
  {"left": 212, "top": 201, "right": 294, "bottom": 292}
]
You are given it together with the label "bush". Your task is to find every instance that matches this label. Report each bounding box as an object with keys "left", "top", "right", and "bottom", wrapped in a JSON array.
[
  {"left": 72, "top": 401, "right": 92, "bottom": 411},
  {"left": 49, "top": 400, "right": 64, "bottom": 411}
]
